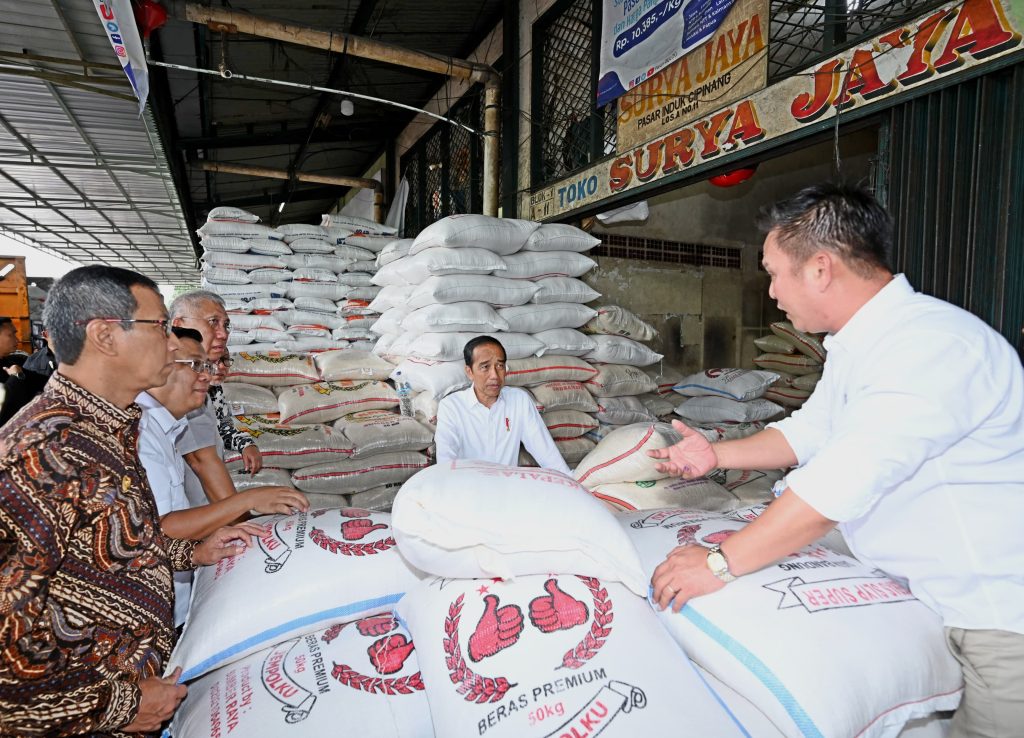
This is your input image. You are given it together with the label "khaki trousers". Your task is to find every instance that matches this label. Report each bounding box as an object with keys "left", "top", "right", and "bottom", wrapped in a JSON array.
[{"left": 945, "top": 627, "right": 1024, "bottom": 738}]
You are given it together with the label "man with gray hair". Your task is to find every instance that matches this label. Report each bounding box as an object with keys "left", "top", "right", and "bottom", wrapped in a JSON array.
[{"left": 0, "top": 265, "right": 260, "bottom": 735}]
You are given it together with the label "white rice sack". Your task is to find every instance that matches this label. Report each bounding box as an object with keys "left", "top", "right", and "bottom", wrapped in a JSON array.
[
  {"left": 349, "top": 285, "right": 382, "bottom": 300},
  {"left": 497, "top": 303, "right": 596, "bottom": 333},
  {"left": 770, "top": 321, "right": 827, "bottom": 362},
  {"left": 203, "top": 283, "right": 278, "bottom": 301},
  {"left": 225, "top": 424, "right": 354, "bottom": 470},
  {"left": 334, "top": 314, "right": 376, "bottom": 331},
  {"left": 582, "top": 306, "right": 657, "bottom": 341},
  {"left": 673, "top": 369, "right": 780, "bottom": 402},
  {"left": 409, "top": 214, "right": 538, "bottom": 256},
  {"left": 203, "top": 251, "right": 288, "bottom": 270},
  {"left": 411, "top": 391, "right": 439, "bottom": 429},
  {"left": 590, "top": 476, "right": 737, "bottom": 513},
  {"left": 763, "top": 386, "right": 812, "bottom": 408},
  {"left": 367, "top": 284, "right": 407, "bottom": 312},
  {"left": 292, "top": 267, "right": 338, "bottom": 284},
  {"left": 288, "top": 237, "right": 335, "bottom": 254},
  {"left": 638, "top": 393, "right": 677, "bottom": 418},
  {"left": 336, "top": 298, "right": 376, "bottom": 315},
  {"left": 278, "top": 309, "right": 345, "bottom": 330},
  {"left": 171, "top": 615, "right": 432, "bottom": 738},
  {"left": 288, "top": 326, "right": 331, "bottom": 340},
  {"left": 323, "top": 225, "right": 355, "bottom": 243},
  {"left": 504, "top": 356, "right": 599, "bottom": 387},
  {"left": 292, "top": 452, "right": 428, "bottom": 495},
  {"left": 573, "top": 423, "right": 669, "bottom": 489},
  {"left": 290, "top": 296, "right": 337, "bottom": 315},
  {"left": 277, "top": 223, "right": 328, "bottom": 241},
  {"left": 304, "top": 493, "right": 351, "bottom": 508},
  {"left": 371, "top": 260, "right": 409, "bottom": 288},
  {"left": 224, "top": 352, "right": 320, "bottom": 387},
  {"left": 286, "top": 282, "right": 352, "bottom": 301},
  {"left": 691, "top": 420, "right": 768, "bottom": 443},
  {"left": 394, "top": 247, "right": 507, "bottom": 283},
  {"left": 282, "top": 253, "right": 357, "bottom": 273},
  {"left": 754, "top": 353, "right": 823, "bottom": 376},
  {"left": 244, "top": 297, "right": 293, "bottom": 312},
  {"left": 542, "top": 410, "right": 598, "bottom": 440},
  {"left": 530, "top": 277, "right": 601, "bottom": 304},
  {"left": 706, "top": 468, "right": 782, "bottom": 506},
  {"left": 389, "top": 359, "right": 469, "bottom": 400},
  {"left": 229, "top": 314, "right": 286, "bottom": 332},
  {"left": 793, "top": 372, "right": 821, "bottom": 391},
  {"left": 644, "top": 366, "right": 682, "bottom": 395},
  {"left": 392, "top": 460, "right": 647, "bottom": 594},
  {"left": 334, "top": 244, "right": 377, "bottom": 262},
  {"left": 314, "top": 349, "right": 393, "bottom": 381},
  {"left": 335, "top": 410, "right": 433, "bottom": 458},
  {"left": 583, "top": 336, "right": 663, "bottom": 367},
  {"left": 754, "top": 334, "right": 797, "bottom": 354},
  {"left": 328, "top": 327, "right": 372, "bottom": 341},
  {"left": 530, "top": 381, "right": 598, "bottom": 413},
  {"left": 395, "top": 574, "right": 747, "bottom": 738},
  {"left": 408, "top": 332, "right": 543, "bottom": 362},
  {"left": 200, "top": 235, "right": 266, "bottom": 253},
  {"left": 555, "top": 436, "right": 597, "bottom": 465},
  {"left": 594, "top": 396, "right": 657, "bottom": 425},
  {"left": 371, "top": 308, "right": 408, "bottom": 336},
  {"left": 228, "top": 331, "right": 254, "bottom": 347},
  {"left": 521, "top": 222, "right": 601, "bottom": 252},
  {"left": 229, "top": 467, "right": 295, "bottom": 492},
  {"left": 206, "top": 206, "right": 260, "bottom": 223},
  {"left": 376, "top": 238, "right": 415, "bottom": 267},
  {"left": 249, "top": 267, "right": 293, "bottom": 285},
  {"left": 228, "top": 343, "right": 280, "bottom": 354},
  {"left": 379, "top": 332, "right": 416, "bottom": 361},
  {"left": 500, "top": 251, "right": 597, "bottom": 280},
  {"left": 403, "top": 302, "right": 507, "bottom": 334},
  {"left": 201, "top": 266, "right": 250, "bottom": 285},
  {"left": 278, "top": 380, "right": 399, "bottom": 425},
  {"left": 275, "top": 338, "right": 351, "bottom": 353},
  {"left": 675, "top": 396, "right": 784, "bottom": 423},
  {"left": 345, "top": 233, "right": 399, "bottom": 252},
  {"left": 167, "top": 508, "right": 423, "bottom": 680},
  {"left": 221, "top": 382, "right": 279, "bottom": 416},
  {"left": 197, "top": 221, "right": 283, "bottom": 240},
  {"left": 349, "top": 259, "right": 378, "bottom": 274},
  {"left": 532, "top": 328, "right": 596, "bottom": 357},
  {"left": 325, "top": 214, "right": 397, "bottom": 236},
  {"left": 620, "top": 508, "right": 963, "bottom": 738},
  {"left": 584, "top": 364, "right": 657, "bottom": 397},
  {"left": 406, "top": 275, "right": 539, "bottom": 310},
  {"left": 336, "top": 273, "right": 374, "bottom": 288},
  {"left": 350, "top": 483, "right": 403, "bottom": 512}
]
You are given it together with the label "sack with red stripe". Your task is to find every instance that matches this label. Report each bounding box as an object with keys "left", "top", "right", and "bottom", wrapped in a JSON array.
[
  {"left": 292, "top": 451, "right": 429, "bottom": 495},
  {"left": 542, "top": 410, "right": 598, "bottom": 440},
  {"left": 503, "top": 356, "right": 598, "bottom": 387},
  {"left": 167, "top": 508, "right": 424, "bottom": 681},
  {"left": 769, "top": 321, "right": 827, "bottom": 363},
  {"left": 573, "top": 423, "right": 673, "bottom": 490},
  {"left": 225, "top": 423, "right": 354, "bottom": 470},
  {"left": 224, "top": 352, "right": 319, "bottom": 387},
  {"left": 277, "top": 380, "right": 399, "bottom": 425},
  {"left": 334, "top": 410, "right": 433, "bottom": 459},
  {"left": 754, "top": 352, "right": 822, "bottom": 376}
]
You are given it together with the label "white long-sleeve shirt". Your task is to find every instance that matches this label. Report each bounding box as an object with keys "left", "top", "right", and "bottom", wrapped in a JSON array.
[
  {"left": 137, "top": 391, "right": 194, "bottom": 627},
  {"left": 770, "top": 274, "right": 1024, "bottom": 633},
  {"left": 435, "top": 385, "right": 571, "bottom": 474}
]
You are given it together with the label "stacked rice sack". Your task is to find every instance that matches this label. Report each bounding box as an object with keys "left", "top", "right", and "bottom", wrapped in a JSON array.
[
  {"left": 753, "top": 321, "right": 826, "bottom": 410},
  {"left": 671, "top": 367, "right": 783, "bottom": 435}
]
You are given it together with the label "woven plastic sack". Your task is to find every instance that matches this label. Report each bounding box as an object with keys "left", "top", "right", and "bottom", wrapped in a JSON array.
[
  {"left": 409, "top": 214, "right": 538, "bottom": 256},
  {"left": 201, "top": 266, "right": 250, "bottom": 285},
  {"left": 595, "top": 396, "right": 657, "bottom": 425},
  {"left": 368, "top": 284, "right": 407, "bottom": 312},
  {"left": 171, "top": 615, "right": 433, "bottom": 738},
  {"left": 793, "top": 372, "right": 822, "bottom": 391},
  {"left": 406, "top": 275, "right": 539, "bottom": 310},
  {"left": 286, "top": 282, "right": 352, "bottom": 301},
  {"left": 753, "top": 352, "right": 823, "bottom": 376},
  {"left": 221, "top": 382, "right": 279, "bottom": 416},
  {"left": 203, "top": 251, "right": 287, "bottom": 270},
  {"left": 542, "top": 410, "right": 598, "bottom": 440},
  {"left": 278, "top": 380, "right": 398, "bottom": 425},
  {"left": 292, "top": 452, "right": 428, "bottom": 495},
  {"left": 345, "top": 233, "right": 399, "bottom": 251},
  {"left": 753, "top": 334, "right": 796, "bottom": 354},
  {"left": 334, "top": 410, "right": 433, "bottom": 459},
  {"left": 200, "top": 235, "right": 272, "bottom": 254},
  {"left": 673, "top": 369, "right": 780, "bottom": 402},
  {"left": 288, "top": 238, "right": 335, "bottom": 255},
  {"left": 763, "top": 386, "right": 812, "bottom": 408},
  {"left": 229, "top": 314, "right": 287, "bottom": 332},
  {"left": 408, "top": 332, "right": 543, "bottom": 362},
  {"left": 277, "top": 223, "right": 328, "bottom": 241},
  {"left": 521, "top": 222, "right": 600, "bottom": 252},
  {"left": 500, "top": 251, "right": 597, "bottom": 280},
  {"left": 350, "top": 484, "right": 403, "bottom": 512},
  {"left": 376, "top": 238, "right": 415, "bottom": 267},
  {"left": 225, "top": 352, "right": 319, "bottom": 387},
  {"left": 229, "top": 467, "right": 294, "bottom": 492},
  {"left": 643, "top": 366, "right": 682, "bottom": 395},
  {"left": 691, "top": 420, "right": 768, "bottom": 443},
  {"left": 530, "top": 381, "right": 598, "bottom": 413},
  {"left": 590, "top": 476, "right": 737, "bottom": 513},
  {"left": 167, "top": 508, "right": 423, "bottom": 681},
  {"left": 638, "top": 393, "right": 676, "bottom": 418},
  {"left": 530, "top": 277, "right": 601, "bottom": 304},
  {"left": 582, "top": 306, "right": 657, "bottom": 341},
  {"left": 497, "top": 303, "right": 596, "bottom": 333},
  {"left": 197, "top": 221, "right": 283, "bottom": 240},
  {"left": 275, "top": 338, "right": 351, "bottom": 353},
  {"left": 371, "top": 309, "right": 406, "bottom": 335},
  {"left": 584, "top": 364, "right": 657, "bottom": 397},
  {"left": 333, "top": 244, "right": 378, "bottom": 262},
  {"left": 393, "top": 247, "right": 507, "bottom": 283},
  {"left": 584, "top": 335, "right": 663, "bottom": 367},
  {"left": 533, "top": 328, "right": 596, "bottom": 357},
  {"left": 572, "top": 423, "right": 670, "bottom": 489},
  {"left": 282, "top": 253, "right": 356, "bottom": 273},
  {"left": 225, "top": 423, "right": 354, "bottom": 470},
  {"left": 314, "top": 349, "right": 393, "bottom": 381},
  {"left": 207, "top": 206, "right": 260, "bottom": 223},
  {"left": 504, "top": 356, "right": 599, "bottom": 387},
  {"left": 278, "top": 309, "right": 346, "bottom": 330},
  {"left": 554, "top": 436, "right": 597, "bottom": 465},
  {"left": 675, "top": 396, "right": 784, "bottom": 423},
  {"left": 401, "top": 302, "right": 508, "bottom": 334},
  {"left": 770, "top": 321, "right": 827, "bottom": 362}
]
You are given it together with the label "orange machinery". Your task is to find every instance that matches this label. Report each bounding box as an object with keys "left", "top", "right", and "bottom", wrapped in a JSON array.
[{"left": 0, "top": 256, "right": 32, "bottom": 353}]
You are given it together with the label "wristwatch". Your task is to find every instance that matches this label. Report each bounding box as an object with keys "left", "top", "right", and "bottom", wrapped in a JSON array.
[{"left": 706, "top": 545, "right": 736, "bottom": 583}]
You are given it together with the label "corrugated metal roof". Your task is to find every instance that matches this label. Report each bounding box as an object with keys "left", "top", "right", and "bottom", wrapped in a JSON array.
[{"left": 0, "top": 0, "right": 199, "bottom": 283}]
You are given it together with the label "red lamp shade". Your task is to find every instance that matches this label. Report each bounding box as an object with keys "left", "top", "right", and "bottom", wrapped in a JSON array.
[
  {"left": 133, "top": 0, "right": 168, "bottom": 39},
  {"left": 709, "top": 165, "right": 757, "bottom": 187}
]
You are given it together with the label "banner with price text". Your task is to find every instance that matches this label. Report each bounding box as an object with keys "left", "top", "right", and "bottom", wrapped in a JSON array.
[{"left": 598, "top": 0, "right": 739, "bottom": 107}]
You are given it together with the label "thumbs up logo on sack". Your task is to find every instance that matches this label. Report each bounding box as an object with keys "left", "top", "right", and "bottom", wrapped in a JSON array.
[
  {"left": 528, "top": 578, "right": 590, "bottom": 633},
  {"left": 468, "top": 594, "right": 525, "bottom": 662},
  {"left": 367, "top": 634, "right": 417, "bottom": 675},
  {"left": 341, "top": 519, "right": 388, "bottom": 540}
]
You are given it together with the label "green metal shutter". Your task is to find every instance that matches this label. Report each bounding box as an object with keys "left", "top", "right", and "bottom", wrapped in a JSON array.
[{"left": 883, "top": 60, "right": 1024, "bottom": 355}]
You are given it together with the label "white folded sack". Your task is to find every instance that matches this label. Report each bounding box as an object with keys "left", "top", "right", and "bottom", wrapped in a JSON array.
[
  {"left": 674, "top": 396, "right": 784, "bottom": 423},
  {"left": 521, "top": 222, "right": 600, "bottom": 252},
  {"left": 390, "top": 358, "right": 469, "bottom": 400},
  {"left": 392, "top": 247, "right": 507, "bottom": 283},
  {"left": 315, "top": 349, "right": 394, "bottom": 381},
  {"left": 499, "top": 251, "right": 597, "bottom": 280},
  {"left": 533, "top": 327, "right": 596, "bottom": 357},
  {"left": 406, "top": 275, "right": 539, "bottom": 310},
  {"left": 583, "top": 335, "right": 664, "bottom": 366},
  {"left": 573, "top": 423, "right": 672, "bottom": 489},
  {"left": 278, "top": 380, "right": 399, "bottom": 425},
  {"left": 497, "top": 302, "right": 596, "bottom": 333},
  {"left": 391, "top": 460, "right": 648, "bottom": 595},
  {"left": 407, "top": 332, "right": 544, "bottom": 362},
  {"left": 409, "top": 214, "right": 538, "bottom": 256},
  {"left": 401, "top": 302, "right": 509, "bottom": 334}
]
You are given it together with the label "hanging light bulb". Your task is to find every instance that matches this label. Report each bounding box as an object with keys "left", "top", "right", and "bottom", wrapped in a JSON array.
[{"left": 339, "top": 98, "right": 355, "bottom": 117}]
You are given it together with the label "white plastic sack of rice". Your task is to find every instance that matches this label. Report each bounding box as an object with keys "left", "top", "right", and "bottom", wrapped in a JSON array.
[
  {"left": 228, "top": 314, "right": 286, "bottom": 332},
  {"left": 754, "top": 334, "right": 797, "bottom": 354},
  {"left": 770, "top": 320, "right": 827, "bottom": 362},
  {"left": 201, "top": 235, "right": 286, "bottom": 255},
  {"left": 530, "top": 276, "right": 601, "bottom": 304},
  {"left": 287, "top": 238, "right": 335, "bottom": 255},
  {"left": 367, "top": 284, "right": 408, "bottom": 312},
  {"left": 275, "top": 337, "right": 351, "bottom": 352},
  {"left": 691, "top": 420, "right": 768, "bottom": 443},
  {"left": 332, "top": 327, "right": 375, "bottom": 342},
  {"left": 409, "top": 214, "right": 538, "bottom": 256},
  {"left": 336, "top": 272, "right": 375, "bottom": 288},
  {"left": 402, "top": 302, "right": 509, "bottom": 334},
  {"left": 521, "top": 222, "right": 600, "bottom": 252},
  {"left": 345, "top": 234, "right": 400, "bottom": 253},
  {"left": 675, "top": 396, "right": 784, "bottom": 423},
  {"left": 393, "top": 247, "right": 508, "bottom": 283},
  {"left": 392, "top": 460, "right": 647, "bottom": 593},
  {"left": 754, "top": 352, "right": 823, "bottom": 376},
  {"left": 286, "top": 281, "right": 352, "bottom": 301},
  {"left": 350, "top": 483, "right": 403, "bottom": 512},
  {"left": 673, "top": 368, "right": 780, "bottom": 402},
  {"left": 638, "top": 393, "right": 677, "bottom": 418},
  {"left": 408, "top": 332, "right": 544, "bottom": 362},
  {"left": 542, "top": 410, "right": 598, "bottom": 440},
  {"left": 395, "top": 573, "right": 748, "bottom": 738},
  {"left": 334, "top": 409, "right": 433, "bottom": 458},
  {"left": 196, "top": 221, "right": 283, "bottom": 240},
  {"left": 406, "top": 275, "right": 539, "bottom": 310},
  {"left": 573, "top": 423, "right": 671, "bottom": 490},
  {"left": 500, "top": 251, "right": 597, "bottom": 280},
  {"left": 203, "top": 251, "right": 288, "bottom": 271},
  {"left": 584, "top": 364, "right": 657, "bottom": 397},
  {"left": 584, "top": 335, "right": 663, "bottom": 367},
  {"left": 555, "top": 436, "right": 597, "bottom": 465},
  {"left": 206, "top": 205, "right": 261, "bottom": 223},
  {"left": 530, "top": 381, "right": 598, "bottom": 413},
  {"left": 230, "top": 467, "right": 295, "bottom": 492},
  {"left": 282, "top": 252, "right": 357, "bottom": 273},
  {"left": 376, "top": 238, "right": 415, "bottom": 266},
  {"left": 202, "top": 266, "right": 250, "bottom": 285},
  {"left": 292, "top": 451, "right": 428, "bottom": 495},
  {"left": 706, "top": 467, "right": 785, "bottom": 505},
  {"left": 171, "top": 615, "right": 433, "bottom": 738},
  {"left": 167, "top": 508, "right": 424, "bottom": 681},
  {"left": 333, "top": 244, "right": 377, "bottom": 262},
  {"left": 221, "top": 382, "right": 279, "bottom": 415},
  {"left": 533, "top": 328, "right": 596, "bottom": 357},
  {"left": 277, "top": 309, "right": 346, "bottom": 331},
  {"left": 224, "top": 424, "right": 354, "bottom": 470},
  {"left": 224, "top": 352, "right": 320, "bottom": 387},
  {"left": 278, "top": 380, "right": 398, "bottom": 425},
  {"left": 594, "top": 396, "right": 657, "bottom": 425},
  {"left": 410, "top": 391, "right": 439, "bottom": 429},
  {"left": 620, "top": 508, "right": 962, "bottom": 738},
  {"left": 581, "top": 306, "right": 657, "bottom": 341},
  {"left": 277, "top": 223, "right": 328, "bottom": 242},
  {"left": 498, "top": 303, "right": 596, "bottom": 333},
  {"left": 314, "top": 349, "right": 393, "bottom": 381},
  {"left": 763, "top": 385, "right": 813, "bottom": 408},
  {"left": 504, "top": 356, "right": 599, "bottom": 387},
  {"left": 591, "top": 475, "right": 737, "bottom": 513},
  {"left": 323, "top": 212, "right": 397, "bottom": 235}
]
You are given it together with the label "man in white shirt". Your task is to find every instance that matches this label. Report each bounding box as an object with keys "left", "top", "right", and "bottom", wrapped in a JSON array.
[
  {"left": 435, "top": 336, "right": 571, "bottom": 474},
  {"left": 647, "top": 183, "right": 1024, "bottom": 738},
  {"left": 138, "top": 328, "right": 309, "bottom": 627}
]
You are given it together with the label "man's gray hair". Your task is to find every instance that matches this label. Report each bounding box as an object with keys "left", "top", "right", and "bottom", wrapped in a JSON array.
[
  {"left": 169, "top": 289, "right": 226, "bottom": 321},
  {"left": 43, "top": 265, "right": 159, "bottom": 365}
]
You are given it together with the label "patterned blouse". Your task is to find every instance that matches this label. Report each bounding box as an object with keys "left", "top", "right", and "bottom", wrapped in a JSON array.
[
  {"left": 0, "top": 373, "right": 199, "bottom": 736},
  {"left": 208, "top": 383, "right": 255, "bottom": 453}
]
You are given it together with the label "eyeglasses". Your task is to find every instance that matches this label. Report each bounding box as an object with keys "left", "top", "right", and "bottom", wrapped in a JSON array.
[
  {"left": 174, "top": 358, "right": 217, "bottom": 375},
  {"left": 183, "top": 316, "right": 231, "bottom": 333},
  {"left": 75, "top": 318, "right": 172, "bottom": 336}
]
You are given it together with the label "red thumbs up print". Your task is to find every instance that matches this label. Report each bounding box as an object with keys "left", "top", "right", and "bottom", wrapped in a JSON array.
[
  {"left": 467, "top": 594, "right": 524, "bottom": 662},
  {"left": 341, "top": 518, "right": 387, "bottom": 540},
  {"left": 368, "top": 633, "right": 416, "bottom": 675},
  {"left": 357, "top": 614, "right": 398, "bottom": 637},
  {"left": 528, "top": 578, "right": 590, "bottom": 633},
  {"left": 341, "top": 508, "right": 372, "bottom": 518}
]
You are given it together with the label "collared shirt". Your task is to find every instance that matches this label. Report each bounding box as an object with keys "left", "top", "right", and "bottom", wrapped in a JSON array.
[
  {"left": 176, "top": 398, "right": 224, "bottom": 508},
  {"left": 771, "top": 274, "right": 1024, "bottom": 633},
  {"left": 0, "top": 373, "right": 198, "bottom": 736},
  {"left": 137, "top": 391, "right": 193, "bottom": 627},
  {"left": 435, "top": 385, "right": 571, "bottom": 474}
]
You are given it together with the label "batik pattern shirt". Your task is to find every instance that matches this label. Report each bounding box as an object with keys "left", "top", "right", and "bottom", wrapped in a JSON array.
[
  {"left": 208, "top": 383, "right": 255, "bottom": 453},
  {"left": 0, "top": 373, "right": 198, "bottom": 736}
]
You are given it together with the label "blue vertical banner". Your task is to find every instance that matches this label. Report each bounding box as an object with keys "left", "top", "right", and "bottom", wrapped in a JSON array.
[
  {"left": 598, "top": 0, "right": 737, "bottom": 107},
  {"left": 93, "top": 0, "right": 149, "bottom": 114}
]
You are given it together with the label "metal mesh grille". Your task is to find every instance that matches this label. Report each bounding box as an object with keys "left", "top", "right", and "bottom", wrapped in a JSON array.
[
  {"left": 403, "top": 151, "right": 422, "bottom": 237},
  {"left": 595, "top": 234, "right": 742, "bottom": 269},
  {"left": 450, "top": 100, "right": 477, "bottom": 215},
  {"left": 425, "top": 134, "right": 445, "bottom": 222},
  {"left": 769, "top": 0, "right": 947, "bottom": 80}
]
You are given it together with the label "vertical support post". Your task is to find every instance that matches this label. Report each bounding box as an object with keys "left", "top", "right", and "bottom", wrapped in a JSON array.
[
  {"left": 373, "top": 189, "right": 384, "bottom": 224},
  {"left": 483, "top": 79, "right": 501, "bottom": 217}
]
